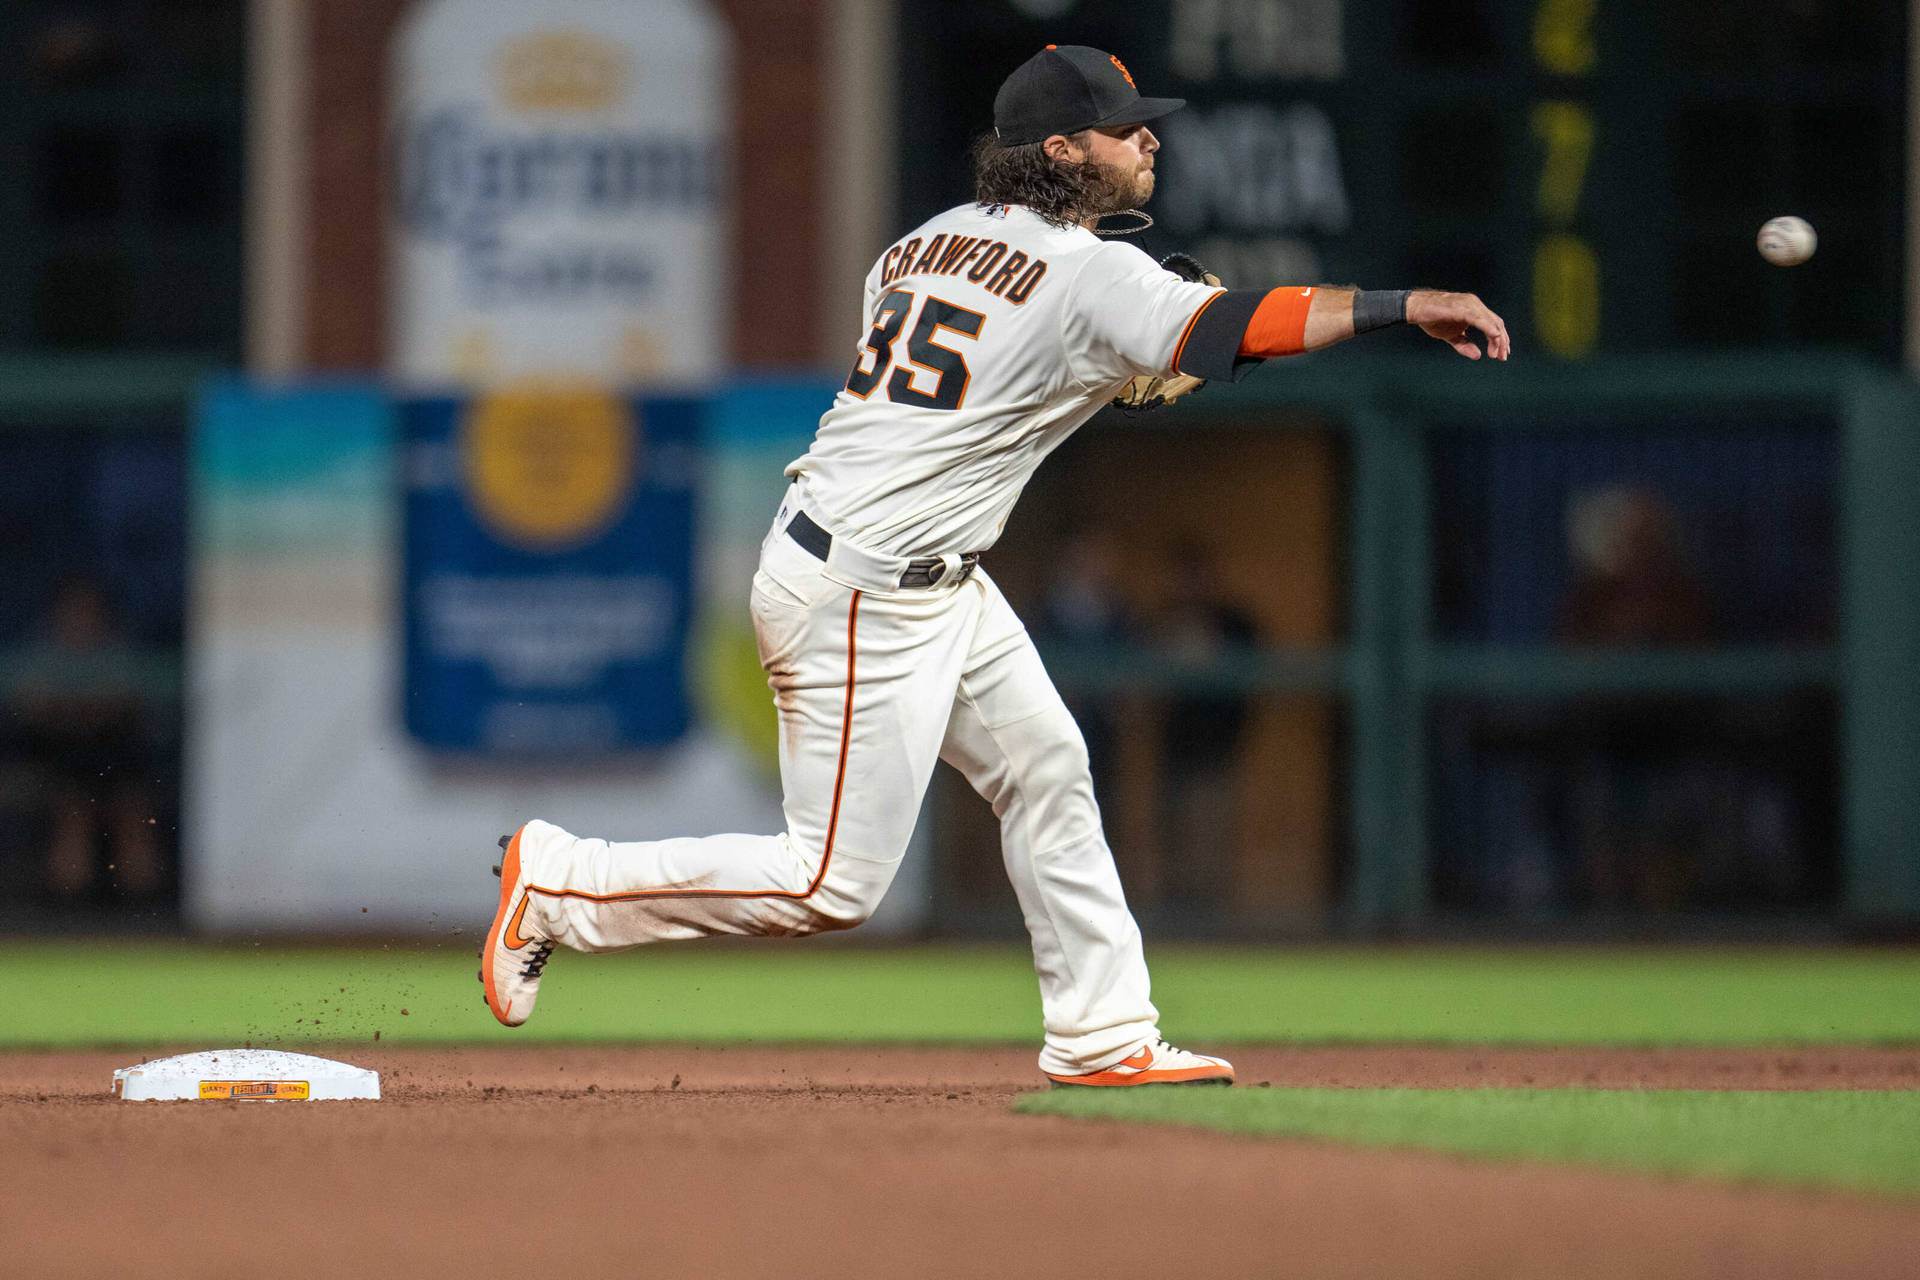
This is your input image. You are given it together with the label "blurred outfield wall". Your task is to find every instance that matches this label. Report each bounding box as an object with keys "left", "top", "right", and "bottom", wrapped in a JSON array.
[{"left": 184, "top": 377, "right": 933, "bottom": 934}]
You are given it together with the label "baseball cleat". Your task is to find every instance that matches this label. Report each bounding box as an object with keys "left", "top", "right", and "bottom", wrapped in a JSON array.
[
  {"left": 480, "top": 826, "right": 554, "bottom": 1028},
  {"left": 1044, "top": 1039, "right": 1234, "bottom": 1088}
]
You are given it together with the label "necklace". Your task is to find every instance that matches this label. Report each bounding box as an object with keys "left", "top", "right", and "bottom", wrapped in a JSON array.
[{"left": 1091, "top": 209, "right": 1154, "bottom": 236}]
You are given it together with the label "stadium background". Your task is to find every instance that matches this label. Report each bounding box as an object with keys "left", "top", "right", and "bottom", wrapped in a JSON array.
[
  {"left": 1, "top": 0, "right": 1910, "bottom": 940},
  {"left": 4, "top": 4, "right": 1920, "bottom": 1276}
]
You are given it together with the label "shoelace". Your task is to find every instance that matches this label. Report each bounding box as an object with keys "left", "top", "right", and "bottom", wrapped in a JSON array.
[{"left": 521, "top": 941, "right": 555, "bottom": 980}]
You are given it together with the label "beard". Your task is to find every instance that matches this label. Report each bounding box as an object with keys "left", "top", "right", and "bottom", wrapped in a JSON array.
[
  {"left": 1084, "top": 156, "right": 1152, "bottom": 214},
  {"left": 1065, "top": 152, "right": 1152, "bottom": 220}
]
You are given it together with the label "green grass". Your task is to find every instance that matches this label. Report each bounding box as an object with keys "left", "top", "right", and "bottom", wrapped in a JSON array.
[
  {"left": 1016, "top": 1087, "right": 1920, "bottom": 1197},
  {"left": 23, "top": 941, "right": 1907, "bottom": 1202},
  {"left": 8, "top": 940, "right": 1920, "bottom": 1048}
]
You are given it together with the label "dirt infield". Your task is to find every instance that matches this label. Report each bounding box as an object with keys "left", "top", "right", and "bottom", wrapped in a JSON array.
[{"left": 5, "top": 1046, "right": 1918, "bottom": 1279}]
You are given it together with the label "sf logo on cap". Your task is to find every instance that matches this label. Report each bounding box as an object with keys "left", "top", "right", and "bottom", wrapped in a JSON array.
[{"left": 1108, "top": 54, "right": 1135, "bottom": 88}]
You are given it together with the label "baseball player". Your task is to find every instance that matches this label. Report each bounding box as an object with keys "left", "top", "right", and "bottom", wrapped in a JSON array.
[{"left": 482, "top": 45, "right": 1509, "bottom": 1086}]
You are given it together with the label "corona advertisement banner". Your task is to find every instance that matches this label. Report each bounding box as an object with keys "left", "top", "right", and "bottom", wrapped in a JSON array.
[
  {"left": 186, "top": 381, "right": 790, "bottom": 931},
  {"left": 391, "top": 0, "right": 729, "bottom": 388},
  {"left": 402, "top": 388, "right": 697, "bottom": 752},
  {"left": 389, "top": 0, "right": 726, "bottom": 755}
]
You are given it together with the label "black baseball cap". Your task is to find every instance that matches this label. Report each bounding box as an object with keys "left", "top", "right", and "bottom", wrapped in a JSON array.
[{"left": 993, "top": 45, "right": 1184, "bottom": 147}]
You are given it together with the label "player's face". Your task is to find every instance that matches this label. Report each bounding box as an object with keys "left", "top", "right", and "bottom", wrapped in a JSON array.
[{"left": 1067, "top": 123, "right": 1160, "bottom": 207}]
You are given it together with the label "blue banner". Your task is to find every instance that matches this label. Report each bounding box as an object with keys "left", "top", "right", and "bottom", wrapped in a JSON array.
[{"left": 402, "top": 388, "right": 698, "bottom": 753}]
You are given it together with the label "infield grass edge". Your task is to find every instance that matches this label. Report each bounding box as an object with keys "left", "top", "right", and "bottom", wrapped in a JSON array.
[{"left": 1015, "top": 1086, "right": 1920, "bottom": 1197}]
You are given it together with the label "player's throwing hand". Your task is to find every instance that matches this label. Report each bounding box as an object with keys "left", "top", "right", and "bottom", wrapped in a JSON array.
[{"left": 1408, "top": 290, "right": 1511, "bottom": 361}]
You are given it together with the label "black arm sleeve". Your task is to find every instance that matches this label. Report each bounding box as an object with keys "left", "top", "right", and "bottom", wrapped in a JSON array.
[{"left": 1171, "top": 289, "right": 1268, "bottom": 382}]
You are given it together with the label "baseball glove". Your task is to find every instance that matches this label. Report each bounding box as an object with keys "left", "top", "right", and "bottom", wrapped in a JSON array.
[{"left": 1111, "top": 252, "right": 1221, "bottom": 415}]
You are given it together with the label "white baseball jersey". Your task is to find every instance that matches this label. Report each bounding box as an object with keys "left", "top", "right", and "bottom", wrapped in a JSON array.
[{"left": 785, "top": 202, "right": 1225, "bottom": 558}]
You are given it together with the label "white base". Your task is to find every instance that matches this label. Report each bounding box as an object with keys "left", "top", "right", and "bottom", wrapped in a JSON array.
[{"left": 113, "top": 1049, "right": 381, "bottom": 1101}]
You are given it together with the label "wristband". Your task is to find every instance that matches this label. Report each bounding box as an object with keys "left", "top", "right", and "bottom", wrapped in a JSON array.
[{"left": 1352, "top": 289, "right": 1410, "bottom": 335}]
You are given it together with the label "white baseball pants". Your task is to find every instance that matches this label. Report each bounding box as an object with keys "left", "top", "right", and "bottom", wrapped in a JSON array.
[{"left": 515, "top": 504, "right": 1159, "bottom": 1075}]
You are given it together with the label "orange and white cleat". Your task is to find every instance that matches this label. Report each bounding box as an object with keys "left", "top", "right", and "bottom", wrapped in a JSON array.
[
  {"left": 1045, "top": 1039, "right": 1234, "bottom": 1088},
  {"left": 479, "top": 825, "right": 555, "bottom": 1028}
]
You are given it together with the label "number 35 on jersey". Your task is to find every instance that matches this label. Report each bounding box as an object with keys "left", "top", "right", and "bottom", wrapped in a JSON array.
[{"left": 845, "top": 290, "right": 987, "bottom": 412}]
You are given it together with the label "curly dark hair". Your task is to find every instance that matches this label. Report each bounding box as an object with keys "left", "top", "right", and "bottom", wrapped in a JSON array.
[{"left": 969, "top": 130, "right": 1130, "bottom": 229}]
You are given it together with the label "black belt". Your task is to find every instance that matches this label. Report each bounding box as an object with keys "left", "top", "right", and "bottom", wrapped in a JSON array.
[{"left": 786, "top": 509, "right": 981, "bottom": 589}]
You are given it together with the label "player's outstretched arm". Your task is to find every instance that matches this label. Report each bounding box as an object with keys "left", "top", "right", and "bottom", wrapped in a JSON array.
[
  {"left": 1168, "top": 282, "right": 1510, "bottom": 387},
  {"left": 1230, "top": 287, "right": 1511, "bottom": 361}
]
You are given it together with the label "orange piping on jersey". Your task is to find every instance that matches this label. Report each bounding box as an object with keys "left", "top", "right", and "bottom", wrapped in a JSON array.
[
  {"left": 1239, "top": 286, "right": 1316, "bottom": 357},
  {"left": 1170, "top": 290, "right": 1223, "bottom": 374},
  {"left": 526, "top": 591, "right": 863, "bottom": 906}
]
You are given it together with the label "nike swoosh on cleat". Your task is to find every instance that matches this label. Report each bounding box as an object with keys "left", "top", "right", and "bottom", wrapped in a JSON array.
[
  {"left": 1118, "top": 1045, "right": 1155, "bottom": 1070},
  {"left": 503, "top": 895, "right": 535, "bottom": 950}
]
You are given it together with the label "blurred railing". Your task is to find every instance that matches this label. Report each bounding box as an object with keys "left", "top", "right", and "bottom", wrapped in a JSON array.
[
  {"left": 1041, "top": 353, "right": 1920, "bottom": 926},
  {"left": 0, "top": 354, "right": 211, "bottom": 425},
  {"left": 0, "top": 354, "right": 205, "bottom": 680},
  {"left": 0, "top": 354, "right": 204, "bottom": 706}
]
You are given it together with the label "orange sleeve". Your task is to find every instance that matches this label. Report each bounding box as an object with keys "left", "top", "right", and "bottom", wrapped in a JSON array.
[{"left": 1238, "top": 287, "right": 1316, "bottom": 358}]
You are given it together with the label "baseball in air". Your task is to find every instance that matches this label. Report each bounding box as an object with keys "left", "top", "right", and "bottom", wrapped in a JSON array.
[{"left": 1757, "top": 216, "right": 1817, "bottom": 266}]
